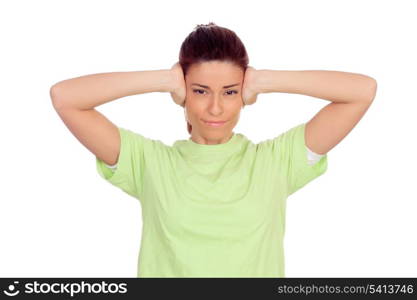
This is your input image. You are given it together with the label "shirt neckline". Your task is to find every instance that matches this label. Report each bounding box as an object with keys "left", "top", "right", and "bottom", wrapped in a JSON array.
[{"left": 175, "top": 132, "right": 243, "bottom": 158}]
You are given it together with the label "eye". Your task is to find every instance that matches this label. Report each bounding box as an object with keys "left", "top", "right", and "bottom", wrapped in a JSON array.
[
  {"left": 226, "top": 90, "right": 238, "bottom": 95},
  {"left": 193, "top": 89, "right": 206, "bottom": 95}
]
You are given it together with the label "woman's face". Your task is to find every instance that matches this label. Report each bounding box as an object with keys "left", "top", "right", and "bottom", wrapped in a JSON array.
[{"left": 184, "top": 60, "right": 245, "bottom": 145}]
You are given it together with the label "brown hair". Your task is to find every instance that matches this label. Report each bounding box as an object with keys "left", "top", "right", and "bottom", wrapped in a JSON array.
[{"left": 179, "top": 22, "right": 249, "bottom": 135}]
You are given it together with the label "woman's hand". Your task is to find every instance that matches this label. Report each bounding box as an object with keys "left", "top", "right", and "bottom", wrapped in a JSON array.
[
  {"left": 169, "top": 62, "right": 187, "bottom": 107},
  {"left": 242, "top": 66, "right": 260, "bottom": 106}
]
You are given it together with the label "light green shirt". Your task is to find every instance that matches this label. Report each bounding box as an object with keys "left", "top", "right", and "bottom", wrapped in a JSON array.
[{"left": 96, "top": 122, "right": 328, "bottom": 277}]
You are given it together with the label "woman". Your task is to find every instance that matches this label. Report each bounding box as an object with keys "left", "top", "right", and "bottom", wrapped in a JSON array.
[{"left": 50, "top": 22, "right": 377, "bottom": 277}]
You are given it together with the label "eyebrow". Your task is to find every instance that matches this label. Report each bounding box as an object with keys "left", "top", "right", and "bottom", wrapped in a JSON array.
[{"left": 191, "top": 83, "right": 240, "bottom": 89}]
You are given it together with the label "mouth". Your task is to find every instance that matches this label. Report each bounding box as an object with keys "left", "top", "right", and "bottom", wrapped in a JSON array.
[{"left": 202, "top": 119, "right": 228, "bottom": 127}]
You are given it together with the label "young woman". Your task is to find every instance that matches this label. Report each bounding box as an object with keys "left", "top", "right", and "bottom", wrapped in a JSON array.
[{"left": 50, "top": 22, "right": 377, "bottom": 277}]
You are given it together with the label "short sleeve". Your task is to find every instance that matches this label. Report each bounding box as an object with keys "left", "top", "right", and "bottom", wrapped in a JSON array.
[
  {"left": 261, "top": 122, "right": 328, "bottom": 196},
  {"left": 306, "top": 145, "right": 325, "bottom": 166},
  {"left": 96, "top": 127, "right": 150, "bottom": 200},
  {"left": 104, "top": 162, "right": 118, "bottom": 169}
]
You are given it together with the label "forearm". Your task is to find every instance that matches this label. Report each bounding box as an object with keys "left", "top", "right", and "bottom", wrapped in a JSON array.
[
  {"left": 255, "top": 70, "right": 377, "bottom": 104},
  {"left": 50, "top": 69, "right": 173, "bottom": 110}
]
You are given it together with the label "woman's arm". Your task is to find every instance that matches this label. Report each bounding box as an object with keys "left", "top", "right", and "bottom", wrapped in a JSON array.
[
  {"left": 50, "top": 69, "right": 174, "bottom": 110},
  {"left": 254, "top": 69, "right": 376, "bottom": 104},
  {"left": 246, "top": 69, "right": 377, "bottom": 155},
  {"left": 49, "top": 68, "right": 178, "bottom": 167}
]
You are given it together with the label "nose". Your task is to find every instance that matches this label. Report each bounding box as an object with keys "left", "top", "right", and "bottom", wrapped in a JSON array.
[{"left": 207, "top": 96, "right": 224, "bottom": 115}]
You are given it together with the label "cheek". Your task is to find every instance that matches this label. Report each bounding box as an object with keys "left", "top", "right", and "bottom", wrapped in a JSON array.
[
  {"left": 187, "top": 104, "right": 205, "bottom": 116},
  {"left": 185, "top": 109, "right": 200, "bottom": 123}
]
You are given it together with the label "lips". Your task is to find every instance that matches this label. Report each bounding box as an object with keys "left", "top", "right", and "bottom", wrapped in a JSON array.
[
  {"left": 202, "top": 119, "right": 227, "bottom": 127},
  {"left": 204, "top": 120, "right": 226, "bottom": 123}
]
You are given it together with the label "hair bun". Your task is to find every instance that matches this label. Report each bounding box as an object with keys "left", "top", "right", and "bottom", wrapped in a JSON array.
[{"left": 194, "top": 22, "right": 217, "bottom": 30}]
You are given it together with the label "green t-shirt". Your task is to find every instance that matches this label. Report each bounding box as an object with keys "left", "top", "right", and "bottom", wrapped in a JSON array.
[{"left": 96, "top": 122, "right": 328, "bottom": 277}]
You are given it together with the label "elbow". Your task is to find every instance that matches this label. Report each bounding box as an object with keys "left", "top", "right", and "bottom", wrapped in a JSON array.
[
  {"left": 50, "top": 85, "right": 59, "bottom": 104},
  {"left": 363, "top": 76, "right": 377, "bottom": 103},
  {"left": 50, "top": 84, "right": 58, "bottom": 100},
  {"left": 368, "top": 77, "right": 378, "bottom": 102},
  {"left": 50, "top": 84, "right": 65, "bottom": 109}
]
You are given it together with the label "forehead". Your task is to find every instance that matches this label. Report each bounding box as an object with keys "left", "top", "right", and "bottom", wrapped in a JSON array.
[{"left": 187, "top": 61, "right": 243, "bottom": 79}]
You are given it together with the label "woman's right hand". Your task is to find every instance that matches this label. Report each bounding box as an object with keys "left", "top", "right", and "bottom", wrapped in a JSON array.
[{"left": 169, "top": 62, "right": 187, "bottom": 107}]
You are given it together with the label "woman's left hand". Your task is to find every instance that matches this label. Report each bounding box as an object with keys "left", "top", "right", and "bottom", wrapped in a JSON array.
[{"left": 242, "top": 66, "right": 260, "bottom": 106}]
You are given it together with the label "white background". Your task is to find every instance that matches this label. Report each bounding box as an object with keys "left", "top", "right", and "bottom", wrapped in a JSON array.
[{"left": 1, "top": 0, "right": 416, "bottom": 277}]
